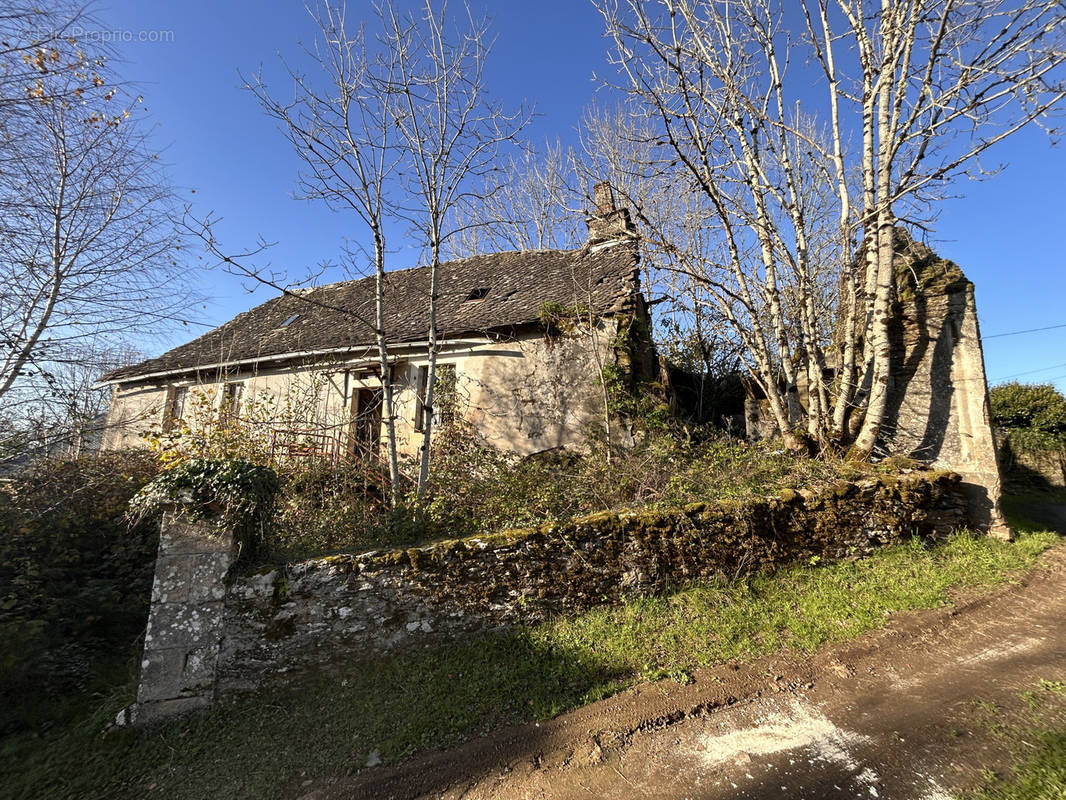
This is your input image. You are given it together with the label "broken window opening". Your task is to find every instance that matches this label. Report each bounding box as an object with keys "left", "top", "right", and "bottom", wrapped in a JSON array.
[
  {"left": 348, "top": 387, "right": 383, "bottom": 459},
  {"left": 465, "top": 287, "right": 490, "bottom": 302},
  {"left": 163, "top": 385, "right": 189, "bottom": 432}
]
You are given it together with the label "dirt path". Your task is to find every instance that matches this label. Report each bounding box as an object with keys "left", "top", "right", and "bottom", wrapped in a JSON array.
[{"left": 304, "top": 543, "right": 1066, "bottom": 800}]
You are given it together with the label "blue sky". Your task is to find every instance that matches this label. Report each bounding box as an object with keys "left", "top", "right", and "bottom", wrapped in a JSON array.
[{"left": 98, "top": 0, "right": 1065, "bottom": 391}]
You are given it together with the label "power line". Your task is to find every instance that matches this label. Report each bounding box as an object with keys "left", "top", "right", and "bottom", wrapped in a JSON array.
[
  {"left": 984, "top": 322, "right": 1066, "bottom": 339},
  {"left": 995, "top": 361, "right": 1066, "bottom": 381}
]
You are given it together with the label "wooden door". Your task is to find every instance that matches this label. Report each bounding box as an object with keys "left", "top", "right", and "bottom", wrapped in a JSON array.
[{"left": 349, "top": 388, "right": 383, "bottom": 458}]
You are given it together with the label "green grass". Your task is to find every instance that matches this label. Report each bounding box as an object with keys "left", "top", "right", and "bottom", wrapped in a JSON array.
[
  {"left": 3, "top": 529, "right": 1059, "bottom": 800},
  {"left": 963, "top": 679, "right": 1066, "bottom": 800}
]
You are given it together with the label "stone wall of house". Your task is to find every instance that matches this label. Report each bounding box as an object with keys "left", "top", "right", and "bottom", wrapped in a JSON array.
[
  {"left": 101, "top": 320, "right": 625, "bottom": 460},
  {"left": 459, "top": 320, "right": 623, "bottom": 455},
  {"left": 102, "top": 383, "right": 169, "bottom": 449},
  {"left": 210, "top": 471, "right": 967, "bottom": 697},
  {"left": 881, "top": 235, "right": 1009, "bottom": 536}
]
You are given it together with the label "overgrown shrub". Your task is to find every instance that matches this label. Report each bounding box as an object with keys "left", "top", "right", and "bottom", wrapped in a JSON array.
[
  {"left": 143, "top": 373, "right": 340, "bottom": 467},
  {"left": 0, "top": 451, "right": 160, "bottom": 733},
  {"left": 267, "top": 459, "right": 407, "bottom": 562},
  {"left": 990, "top": 382, "right": 1066, "bottom": 454},
  {"left": 248, "top": 427, "right": 874, "bottom": 563},
  {"left": 413, "top": 424, "right": 872, "bottom": 540},
  {"left": 130, "top": 459, "right": 280, "bottom": 558}
]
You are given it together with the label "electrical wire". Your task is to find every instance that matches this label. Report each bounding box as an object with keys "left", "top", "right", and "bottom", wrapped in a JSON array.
[
  {"left": 995, "top": 361, "right": 1066, "bottom": 381},
  {"left": 984, "top": 322, "right": 1066, "bottom": 339}
]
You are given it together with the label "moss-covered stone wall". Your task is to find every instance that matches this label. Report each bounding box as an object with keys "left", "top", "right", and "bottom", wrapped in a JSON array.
[
  {"left": 217, "top": 470, "right": 967, "bottom": 693},
  {"left": 995, "top": 429, "right": 1066, "bottom": 492}
]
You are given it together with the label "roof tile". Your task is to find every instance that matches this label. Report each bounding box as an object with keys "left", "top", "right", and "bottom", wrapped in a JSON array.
[{"left": 104, "top": 242, "right": 640, "bottom": 383}]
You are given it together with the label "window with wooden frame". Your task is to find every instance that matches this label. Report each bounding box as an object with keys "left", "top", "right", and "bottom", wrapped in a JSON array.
[
  {"left": 414, "top": 366, "right": 429, "bottom": 432},
  {"left": 162, "top": 385, "right": 189, "bottom": 432},
  {"left": 414, "top": 364, "right": 457, "bottom": 432}
]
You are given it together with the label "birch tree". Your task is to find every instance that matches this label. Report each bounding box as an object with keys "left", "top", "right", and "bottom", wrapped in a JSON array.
[
  {"left": 596, "top": 0, "right": 1065, "bottom": 456},
  {"left": 446, "top": 141, "right": 584, "bottom": 256},
  {"left": 826, "top": 0, "right": 1066, "bottom": 454},
  {"left": 245, "top": 2, "right": 405, "bottom": 504},
  {"left": 380, "top": 0, "right": 528, "bottom": 494},
  {"left": 0, "top": 16, "right": 189, "bottom": 410},
  {"left": 0, "top": 1, "right": 99, "bottom": 111}
]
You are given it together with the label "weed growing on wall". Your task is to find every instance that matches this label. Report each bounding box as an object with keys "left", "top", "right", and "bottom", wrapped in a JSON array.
[
  {"left": 536, "top": 300, "right": 589, "bottom": 334},
  {"left": 129, "top": 459, "right": 280, "bottom": 554},
  {"left": 295, "top": 423, "right": 878, "bottom": 559}
]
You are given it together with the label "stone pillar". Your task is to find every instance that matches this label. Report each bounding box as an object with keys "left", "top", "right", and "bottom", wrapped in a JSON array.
[
  {"left": 883, "top": 234, "right": 1011, "bottom": 538},
  {"left": 938, "top": 286, "right": 1011, "bottom": 538},
  {"left": 117, "top": 508, "right": 236, "bottom": 725}
]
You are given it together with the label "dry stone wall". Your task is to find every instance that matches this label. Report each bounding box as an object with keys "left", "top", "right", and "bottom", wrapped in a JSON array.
[
  {"left": 995, "top": 430, "right": 1066, "bottom": 492},
  {"left": 127, "top": 471, "right": 969, "bottom": 721},
  {"left": 216, "top": 471, "right": 967, "bottom": 695}
]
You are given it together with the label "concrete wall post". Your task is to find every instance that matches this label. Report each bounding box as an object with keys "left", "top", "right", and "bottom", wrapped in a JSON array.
[{"left": 116, "top": 508, "right": 235, "bottom": 726}]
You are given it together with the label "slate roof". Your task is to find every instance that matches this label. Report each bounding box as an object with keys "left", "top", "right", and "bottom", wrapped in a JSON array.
[{"left": 102, "top": 242, "right": 640, "bottom": 383}]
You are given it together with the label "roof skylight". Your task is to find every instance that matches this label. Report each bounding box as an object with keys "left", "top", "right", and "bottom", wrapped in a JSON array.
[{"left": 465, "top": 287, "right": 490, "bottom": 302}]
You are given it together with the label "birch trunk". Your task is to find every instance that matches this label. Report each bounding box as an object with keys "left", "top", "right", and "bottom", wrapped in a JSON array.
[
  {"left": 416, "top": 230, "right": 441, "bottom": 496},
  {"left": 852, "top": 0, "right": 898, "bottom": 456},
  {"left": 373, "top": 230, "right": 401, "bottom": 505}
]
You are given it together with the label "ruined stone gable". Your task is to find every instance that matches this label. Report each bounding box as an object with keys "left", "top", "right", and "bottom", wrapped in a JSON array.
[
  {"left": 740, "top": 230, "right": 1009, "bottom": 536},
  {"left": 880, "top": 232, "right": 1009, "bottom": 536}
]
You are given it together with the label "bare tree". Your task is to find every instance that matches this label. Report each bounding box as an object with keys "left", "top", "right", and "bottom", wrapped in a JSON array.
[
  {"left": 0, "top": 340, "right": 142, "bottom": 462},
  {"left": 187, "top": 1, "right": 525, "bottom": 497},
  {"left": 242, "top": 2, "right": 406, "bottom": 503},
  {"left": 381, "top": 0, "right": 529, "bottom": 494},
  {"left": 822, "top": 0, "right": 1066, "bottom": 454},
  {"left": 446, "top": 140, "right": 585, "bottom": 256},
  {"left": 596, "top": 0, "right": 1065, "bottom": 456},
  {"left": 0, "top": 1, "right": 101, "bottom": 111},
  {"left": 0, "top": 20, "right": 191, "bottom": 411}
]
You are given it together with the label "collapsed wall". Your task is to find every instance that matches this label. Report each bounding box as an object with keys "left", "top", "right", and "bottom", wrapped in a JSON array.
[
  {"left": 741, "top": 232, "right": 1009, "bottom": 537},
  {"left": 881, "top": 234, "right": 1010, "bottom": 537}
]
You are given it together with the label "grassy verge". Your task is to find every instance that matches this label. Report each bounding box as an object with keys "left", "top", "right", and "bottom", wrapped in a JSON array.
[
  {"left": 961, "top": 680, "right": 1066, "bottom": 800},
  {"left": 3, "top": 529, "right": 1059, "bottom": 800}
]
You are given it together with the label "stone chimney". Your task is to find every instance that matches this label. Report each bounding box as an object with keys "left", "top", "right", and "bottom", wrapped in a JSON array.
[{"left": 586, "top": 181, "right": 638, "bottom": 250}]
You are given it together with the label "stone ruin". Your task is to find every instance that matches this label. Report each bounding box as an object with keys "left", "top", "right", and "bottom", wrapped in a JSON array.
[
  {"left": 745, "top": 230, "right": 1009, "bottom": 537},
  {"left": 121, "top": 473, "right": 967, "bottom": 725},
  {"left": 881, "top": 233, "right": 1008, "bottom": 536},
  {"left": 118, "top": 232, "right": 1011, "bottom": 727}
]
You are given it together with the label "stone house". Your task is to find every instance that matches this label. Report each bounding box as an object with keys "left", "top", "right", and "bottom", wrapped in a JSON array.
[{"left": 99, "top": 186, "right": 651, "bottom": 460}]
